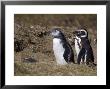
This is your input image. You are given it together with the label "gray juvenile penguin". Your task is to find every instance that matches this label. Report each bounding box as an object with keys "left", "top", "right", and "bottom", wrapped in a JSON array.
[{"left": 51, "top": 28, "right": 75, "bottom": 65}]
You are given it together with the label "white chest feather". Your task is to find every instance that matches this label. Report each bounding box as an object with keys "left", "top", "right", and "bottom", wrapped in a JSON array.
[
  {"left": 75, "top": 38, "right": 87, "bottom": 64},
  {"left": 75, "top": 38, "right": 81, "bottom": 57},
  {"left": 53, "top": 38, "right": 67, "bottom": 65}
]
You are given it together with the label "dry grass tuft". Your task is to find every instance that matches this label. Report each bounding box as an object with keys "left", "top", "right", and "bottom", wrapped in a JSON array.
[{"left": 14, "top": 14, "right": 97, "bottom": 76}]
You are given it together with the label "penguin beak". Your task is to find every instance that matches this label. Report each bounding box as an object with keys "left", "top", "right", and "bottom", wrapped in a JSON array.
[
  {"left": 49, "top": 30, "right": 55, "bottom": 36},
  {"left": 48, "top": 30, "right": 53, "bottom": 37},
  {"left": 73, "top": 30, "right": 77, "bottom": 34}
]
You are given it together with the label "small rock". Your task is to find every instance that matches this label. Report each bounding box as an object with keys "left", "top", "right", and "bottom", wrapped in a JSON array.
[{"left": 22, "top": 58, "right": 37, "bottom": 63}]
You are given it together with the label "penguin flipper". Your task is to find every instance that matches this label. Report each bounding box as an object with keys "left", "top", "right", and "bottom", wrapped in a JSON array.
[{"left": 63, "top": 44, "right": 74, "bottom": 63}]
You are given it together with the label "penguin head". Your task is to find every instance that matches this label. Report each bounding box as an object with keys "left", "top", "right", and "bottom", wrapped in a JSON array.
[
  {"left": 50, "top": 28, "right": 65, "bottom": 39},
  {"left": 73, "top": 29, "right": 88, "bottom": 38}
]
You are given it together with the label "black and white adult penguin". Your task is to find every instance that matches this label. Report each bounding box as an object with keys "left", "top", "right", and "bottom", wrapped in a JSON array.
[
  {"left": 73, "top": 32, "right": 85, "bottom": 64},
  {"left": 73, "top": 29, "right": 94, "bottom": 65},
  {"left": 50, "top": 28, "right": 75, "bottom": 65}
]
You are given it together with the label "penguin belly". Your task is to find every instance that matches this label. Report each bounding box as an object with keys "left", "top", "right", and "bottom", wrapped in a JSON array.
[
  {"left": 75, "top": 39, "right": 81, "bottom": 57},
  {"left": 53, "top": 38, "right": 67, "bottom": 65},
  {"left": 75, "top": 38, "right": 84, "bottom": 64}
]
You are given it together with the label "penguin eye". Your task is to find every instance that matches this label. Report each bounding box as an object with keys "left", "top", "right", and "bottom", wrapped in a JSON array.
[{"left": 80, "top": 31, "right": 85, "bottom": 35}]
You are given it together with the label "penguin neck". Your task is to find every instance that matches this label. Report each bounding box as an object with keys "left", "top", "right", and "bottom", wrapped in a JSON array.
[
  {"left": 75, "top": 38, "right": 81, "bottom": 49},
  {"left": 80, "top": 37, "right": 88, "bottom": 40},
  {"left": 54, "top": 36, "right": 67, "bottom": 42}
]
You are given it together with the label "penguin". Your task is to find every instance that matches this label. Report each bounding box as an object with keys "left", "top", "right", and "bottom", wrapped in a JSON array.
[
  {"left": 50, "top": 28, "right": 75, "bottom": 65},
  {"left": 73, "top": 29, "right": 94, "bottom": 65},
  {"left": 73, "top": 32, "right": 85, "bottom": 64},
  {"left": 73, "top": 33, "right": 84, "bottom": 64},
  {"left": 74, "top": 35, "right": 81, "bottom": 57}
]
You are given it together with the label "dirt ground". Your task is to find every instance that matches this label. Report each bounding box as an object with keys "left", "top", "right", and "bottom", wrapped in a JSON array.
[{"left": 14, "top": 14, "right": 97, "bottom": 76}]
